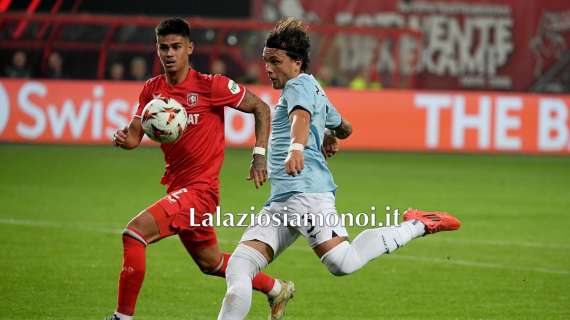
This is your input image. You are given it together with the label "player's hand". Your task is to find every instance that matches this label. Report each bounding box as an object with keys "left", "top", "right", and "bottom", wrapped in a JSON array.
[
  {"left": 322, "top": 133, "right": 339, "bottom": 159},
  {"left": 112, "top": 126, "right": 129, "bottom": 147},
  {"left": 285, "top": 150, "right": 304, "bottom": 176},
  {"left": 247, "top": 154, "right": 267, "bottom": 189}
]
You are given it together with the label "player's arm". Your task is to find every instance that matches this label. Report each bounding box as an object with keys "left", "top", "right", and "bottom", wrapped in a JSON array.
[
  {"left": 112, "top": 117, "right": 144, "bottom": 150},
  {"left": 237, "top": 91, "right": 271, "bottom": 188},
  {"left": 322, "top": 129, "right": 338, "bottom": 159},
  {"left": 331, "top": 118, "right": 352, "bottom": 139},
  {"left": 322, "top": 101, "right": 352, "bottom": 158},
  {"left": 285, "top": 108, "right": 311, "bottom": 176},
  {"left": 322, "top": 117, "right": 353, "bottom": 158},
  {"left": 114, "top": 82, "right": 150, "bottom": 150}
]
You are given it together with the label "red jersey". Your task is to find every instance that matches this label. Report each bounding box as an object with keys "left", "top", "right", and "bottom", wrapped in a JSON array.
[{"left": 134, "top": 68, "right": 246, "bottom": 198}]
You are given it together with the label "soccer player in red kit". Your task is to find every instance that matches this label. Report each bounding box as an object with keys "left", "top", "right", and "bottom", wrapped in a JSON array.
[{"left": 107, "top": 18, "right": 294, "bottom": 320}]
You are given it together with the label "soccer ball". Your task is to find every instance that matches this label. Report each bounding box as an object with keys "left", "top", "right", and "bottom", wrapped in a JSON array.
[{"left": 141, "top": 98, "right": 187, "bottom": 143}]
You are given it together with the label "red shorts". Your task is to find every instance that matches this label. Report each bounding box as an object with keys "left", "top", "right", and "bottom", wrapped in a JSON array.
[{"left": 146, "top": 187, "right": 219, "bottom": 252}]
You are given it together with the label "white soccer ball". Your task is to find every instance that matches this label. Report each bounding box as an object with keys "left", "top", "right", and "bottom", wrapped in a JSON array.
[{"left": 141, "top": 98, "right": 187, "bottom": 143}]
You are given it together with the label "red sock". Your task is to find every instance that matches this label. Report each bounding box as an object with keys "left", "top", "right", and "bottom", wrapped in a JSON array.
[
  {"left": 252, "top": 269, "right": 277, "bottom": 294},
  {"left": 214, "top": 252, "right": 276, "bottom": 294},
  {"left": 117, "top": 233, "right": 147, "bottom": 316}
]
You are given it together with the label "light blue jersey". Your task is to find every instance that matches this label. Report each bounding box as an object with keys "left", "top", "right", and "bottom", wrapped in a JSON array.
[{"left": 267, "top": 73, "right": 342, "bottom": 204}]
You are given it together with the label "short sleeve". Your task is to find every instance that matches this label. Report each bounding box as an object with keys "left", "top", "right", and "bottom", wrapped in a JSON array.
[
  {"left": 211, "top": 74, "right": 246, "bottom": 109},
  {"left": 133, "top": 80, "right": 152, "bottom": 118},
  {"left": 325, "top": 103, "right": 342, "bottom": 129},
  {"left": 283, "top": 83, "right": 315, "bottom": 116}
]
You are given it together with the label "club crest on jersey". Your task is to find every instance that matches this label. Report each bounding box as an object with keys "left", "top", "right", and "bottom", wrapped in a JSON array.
[{"left": 187, "top": 93, "right": 199, "bottom": 107}]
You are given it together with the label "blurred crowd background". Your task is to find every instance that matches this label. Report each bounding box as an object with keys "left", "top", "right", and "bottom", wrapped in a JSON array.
[{"left": 1, "top": 0, "right": 569, "bottom": 93}]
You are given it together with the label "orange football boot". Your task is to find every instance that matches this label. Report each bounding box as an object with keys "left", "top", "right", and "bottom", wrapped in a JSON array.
[{"left": 403, "top": 208, "right": 461, "bottom": 234}]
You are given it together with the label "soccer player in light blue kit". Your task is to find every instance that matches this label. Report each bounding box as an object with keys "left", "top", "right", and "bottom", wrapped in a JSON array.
[{"left": 218, "top": 17, "right": 461, "bottom": 320}]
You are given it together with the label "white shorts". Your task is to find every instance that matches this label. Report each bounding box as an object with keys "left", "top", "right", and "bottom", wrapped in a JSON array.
[{"left": 240, "top": 192, "right": 348, "bottom": 257}]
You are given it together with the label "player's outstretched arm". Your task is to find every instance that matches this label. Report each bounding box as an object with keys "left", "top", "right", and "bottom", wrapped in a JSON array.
[
  {"left": 112, "top": 118, "right": 144, "bottom": 150},
  {"left": 238, "top": 91, "right": 271, "bottom": 188}
]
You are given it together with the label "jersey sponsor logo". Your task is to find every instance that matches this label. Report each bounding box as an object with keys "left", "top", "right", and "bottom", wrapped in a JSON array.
[
  {"left": 228, "top": 79, "right": 241, "bottom": 94},
  {"left": 187, "top": 92, "right": 199, "bottom": 107},
  {"left": 187, "top": 113, "right": 200, "bottom": 125}
]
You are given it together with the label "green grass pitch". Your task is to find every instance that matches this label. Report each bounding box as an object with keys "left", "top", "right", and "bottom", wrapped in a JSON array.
[{"left": 0, "top": 144, "right": 569, "bottom": 319}]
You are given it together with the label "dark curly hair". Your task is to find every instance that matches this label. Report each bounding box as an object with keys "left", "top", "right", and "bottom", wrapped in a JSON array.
[
  {"left": 155, "top": 17, "right": 191, "bottom": 40},
  {"left": 265, "top": 17, "right": 311, "bottom": 72}
]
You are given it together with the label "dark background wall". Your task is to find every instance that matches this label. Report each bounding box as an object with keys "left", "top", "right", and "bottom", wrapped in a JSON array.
[{"left": 9, "top": 0, "right": 251, "bottom": 18}]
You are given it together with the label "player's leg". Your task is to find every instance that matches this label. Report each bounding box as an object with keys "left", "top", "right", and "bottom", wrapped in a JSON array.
[
  {"left": 110, "top": 188, "right": 186, "bottom": 320},
  {"left": 218, "top": 240, "right": 295, "bottom": 320},
  {"left": 112, "top": 209, "right": 165, "bottom": 320},
  {"left": 285, "top": 192, "right": 459, "bottom": 276},
  {"left": 315, "top": 219, "right": 425, "bottom": 275},
  {"left": 318, "top": 208, "right": 461, "bottom": 276},
  {"left": 217, "top": 240, "right": 272, "bottom": 320},
  {"left": 218, "top": 205, "right": 298, "bottom": 320},
  {"left": 173, "top": 189, "right": 283, "bottom": 297},
  {"left": 236, "top": 241, "right": 296, "bottom": 320},
  {"left": 177, "top": 232, "right": 280, "bottom": 295}
]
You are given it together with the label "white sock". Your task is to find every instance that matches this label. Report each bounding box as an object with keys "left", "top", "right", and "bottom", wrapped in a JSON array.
[
  {"left": 400, "top": 220, "right": 426, "bottom": 239},
  {"left": 218, "top": 245, "right": 268, "bottom": 320},
  {"left": 267, "top": 279, "right": 282, "bottom": 298},
  {"left": 321, "top": 221, "right": 425, "bottom": 276},
  {"left": 114, "top": 312, "right": 133, "bottom": 320}
]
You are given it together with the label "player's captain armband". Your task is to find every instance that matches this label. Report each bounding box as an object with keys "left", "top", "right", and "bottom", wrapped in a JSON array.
[
  {"left": 253, "top": 147, "right": 266, "bottom": 156},
  {"left": 288, "top": 143, "right": 304, "bottom": 153}
]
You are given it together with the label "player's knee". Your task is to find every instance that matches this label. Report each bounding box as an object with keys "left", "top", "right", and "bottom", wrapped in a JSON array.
[
  {"left": 223, "top": 257, "right": 246, "bottom": 282},
  {"left": 126, "top": 213, "right": 145, "bottom": 229},
  {"left": 226, "top": 278, "right": 250, "bottom": 296},
  {"left": 123, "top": 228, "right": 149, "bottom": 246},
  {"left": 224, "top": 269, "right": 253, "bottom": 305},
  {"left": 324, "top": 259, "right": 351, "bottom": 276},
  {"left": 227, "top": 244, "right": 268, "bottom": 278},
  {"left": 321, "top": 242, "right": 360, "bottom": 276},
  {"left": 125, "top": 211, "right": 161, "bottom": 243}
]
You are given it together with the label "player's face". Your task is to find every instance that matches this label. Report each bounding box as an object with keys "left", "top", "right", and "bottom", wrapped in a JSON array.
[
  {"left": 157, "top": 34, "right": 193, "bottom": 74},
  {"left": 263, "top": 47, "right": 302, "bottom": 89}
]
